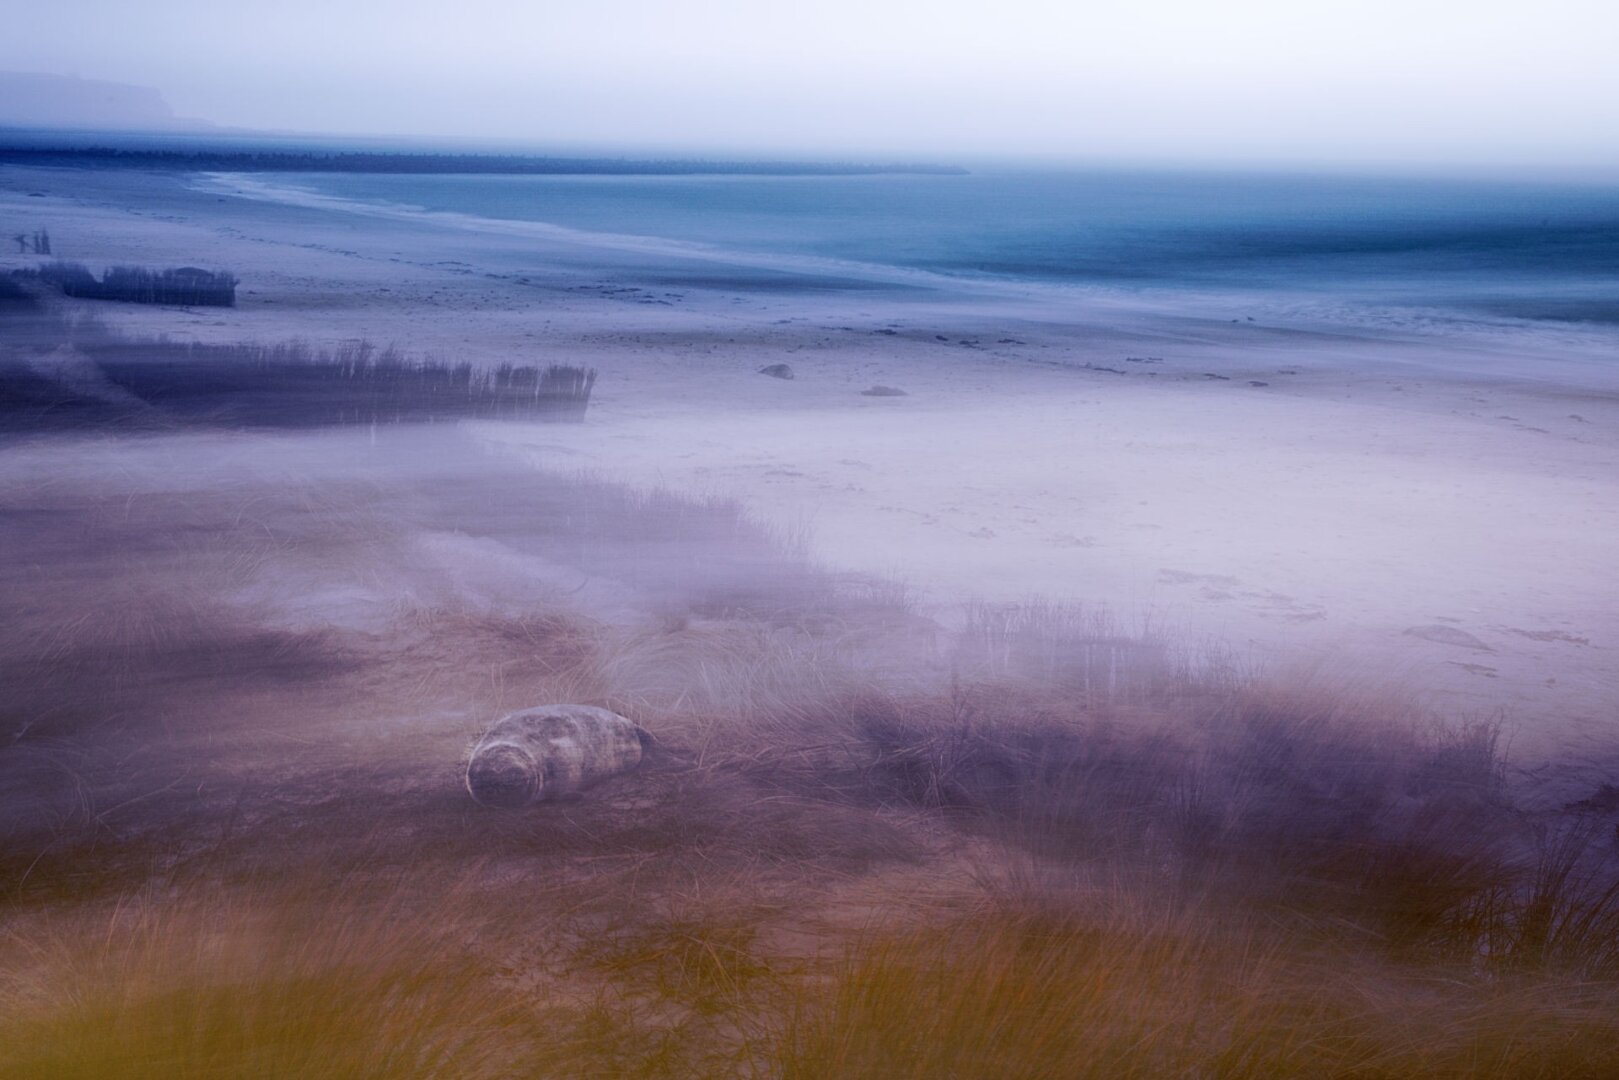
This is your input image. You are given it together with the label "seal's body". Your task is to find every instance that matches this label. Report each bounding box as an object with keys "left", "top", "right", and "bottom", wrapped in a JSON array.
[{"left": 466, "top": 704, "right": 644, "bottom": 808}]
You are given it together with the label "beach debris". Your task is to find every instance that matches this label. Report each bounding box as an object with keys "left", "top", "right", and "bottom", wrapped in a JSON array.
[
  {"left": 1248, "top": 380, "right": 1269, "bottom": 387},
  {"left": 861, "top": 385, "right": 907, "bottom": 396},
  {"left": 758, "top": 363, "right": 795, "bottom": 379},
  {"left": 1404, "top": 625, "right": 1493, "bottom": 651},
  {"left": 1565, "top": 783, "right": 1619, "bottom": 815},
  {"left": 466, "top": 704, "right": 646, "bottom": 808},
  {"left": 12, "top": 228, "right": 50, "bottom": 254}
]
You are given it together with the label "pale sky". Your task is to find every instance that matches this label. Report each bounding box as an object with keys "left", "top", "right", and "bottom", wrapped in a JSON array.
[{"left": 11, "top": 0, "right": 1619, "bottom": 171}]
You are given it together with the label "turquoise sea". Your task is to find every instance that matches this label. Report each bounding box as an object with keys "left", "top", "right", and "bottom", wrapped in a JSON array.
[{"left": 280, "top": 168, "right": 1619, "bottom": 324}]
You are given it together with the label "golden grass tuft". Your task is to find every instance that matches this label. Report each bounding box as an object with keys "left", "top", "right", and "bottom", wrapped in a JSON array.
[
  {"left": 0, "top": 878, "right": 527, "bottom": 1080},
  {"left": 772, "top": 905, "right": 1619, "bottom": 1079}
]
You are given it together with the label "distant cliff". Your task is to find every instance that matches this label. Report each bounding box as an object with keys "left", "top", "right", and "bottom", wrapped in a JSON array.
[{"left": 0, "top": 72, "right": 209, "bottom": 131}]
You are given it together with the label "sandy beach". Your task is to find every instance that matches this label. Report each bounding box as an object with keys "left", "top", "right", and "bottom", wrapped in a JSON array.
[{"left": 4, "top": 165, "right": 1615, "bottom": 776}]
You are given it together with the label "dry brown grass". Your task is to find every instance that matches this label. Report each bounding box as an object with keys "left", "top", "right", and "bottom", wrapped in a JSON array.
[
  {"left": 9, "top": 863, "right": 1619, "bottom": 1080},
  {"left": 0, "top": 875, "right": 526, "bottom": 1080},
  {"left": 772, "top": 902, "right": 1619, "bottom": 1079}
]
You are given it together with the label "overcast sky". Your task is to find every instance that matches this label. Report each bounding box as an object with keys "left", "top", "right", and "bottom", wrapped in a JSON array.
[{"left": 11, "top": 0, "right": 1619, "bottom": 172}]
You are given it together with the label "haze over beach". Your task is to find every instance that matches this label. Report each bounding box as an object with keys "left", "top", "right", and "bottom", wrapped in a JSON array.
[
  {"left": 7, "top": 0, "right": 1619, "bottom": 174},
  {"left": 3, "top": 2, "right": 1618, "bottom": 1076}
]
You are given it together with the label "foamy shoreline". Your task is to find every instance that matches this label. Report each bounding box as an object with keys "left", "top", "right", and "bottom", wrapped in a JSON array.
[{"left": 3, "top": 163, "right": 1615, "bottom": 767}]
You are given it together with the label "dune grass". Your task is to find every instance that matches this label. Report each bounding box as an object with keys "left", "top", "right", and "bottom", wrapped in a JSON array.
[
  {"left": 0, "top": 878, "right": 527, "bottom": 1080},
  {"left": 772, "top": 905, "right": 1619, "bottom": 1079},
  {"left": 8, "top": 857, "right": 1619, "bottom": 1079},
  {"left": 34, "top": 261, "right": 238, "bottom": 306},
  {"left": 2, "top": 402, "right": 1618, "bottom": 1076},
  {"left": 0, "top": 303, "right": 596, "bottom": 429}
]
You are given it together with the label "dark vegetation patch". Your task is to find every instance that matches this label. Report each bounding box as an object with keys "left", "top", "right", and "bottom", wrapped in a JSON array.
[
  {"left": 0, "top": 274, "right": 39, "bottom": 308},
  {"left": 34, "top": 261, "right": 239, "bottom": 306},
  {"left": 0, "top": 298, "right": 596, "bottom": 429},
  {"left": 83, "top": 344, "right": 597, "bottom": 427}
]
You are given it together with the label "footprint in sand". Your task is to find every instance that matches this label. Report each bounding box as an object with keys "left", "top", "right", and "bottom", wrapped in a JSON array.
[
  {"left": 878, "top": 506, "right": 939, "bottom": 525},
  {"left": 1160, "top": 571, "right": 1326, "bottom": 621},
  {"left": 1502, "top": 628, "right": 1591, "bottom": 646},
  {"left": 1404, "top": 625, "right": 1492, "bottom": 651},
  {"left": 1048, "top": 533, "right": 1097, "bottom": 548},
  {"left": 1159, "top": 569, "right": 1242, "bottom": 588},
  {"left": 1241, "top": 590, "right": 1328, "bottom": 622}
]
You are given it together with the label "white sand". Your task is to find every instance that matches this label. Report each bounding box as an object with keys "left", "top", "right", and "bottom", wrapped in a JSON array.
[{"left": 3, "top": 165, "right": 1614, "bottom": 767}]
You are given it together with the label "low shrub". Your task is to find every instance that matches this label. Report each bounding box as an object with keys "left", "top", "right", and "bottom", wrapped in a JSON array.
[{"left": 37, "top": 262, "right": 238, "bottom": 306}]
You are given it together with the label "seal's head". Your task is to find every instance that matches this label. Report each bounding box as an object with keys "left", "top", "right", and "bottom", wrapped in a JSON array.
[{"left": 466, "top": 741, "right": 542, "bottom": 808}]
